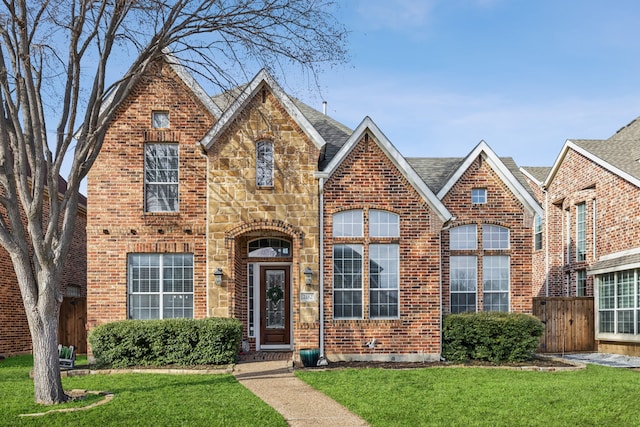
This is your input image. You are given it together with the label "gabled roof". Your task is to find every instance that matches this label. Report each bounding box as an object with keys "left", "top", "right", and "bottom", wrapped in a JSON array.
[
  {"left": 317, "top": 117, "right": 452, "bottom": 223},
  {"left": 201, "top": 69, "right": 329, "bottom": 151},
  {"left": 431, "top": 141, "right": 543, "bottom": 217},
  {"left": 544, "top": 138, "right": 640, "bottom": 189}
]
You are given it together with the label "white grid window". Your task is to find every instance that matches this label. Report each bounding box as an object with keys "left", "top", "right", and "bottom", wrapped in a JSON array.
[
  {"left": 534, "top": 214, "right": 543, "bottom": 251},
  {"left": 482, "top": 225, "right": 509, "bottom": 250},
  {"left": 369, "top": 244, "right": 399, "bottom": 318},
  {"left": 128, "top": 254, "right": 193, "bottom": 319},
  {"left": 471, "top": 188, "right": 487, "bottom": 204},
  {"left": 483, "top": 256, "right": 510, "bottom": 312},
  {"left": 333, "top": 210, "right": 363, "bottom": 237},
  {"left": 450, "top": 256, "right": 477, "bottom": 313},
  {"left": 369, "top": 210, "right": 400, "bottom": 237},
  {"left": 597, "top": 270, "right": 640, "bottom": 337},
  {"left": 333, "top": 244, "right": 363, "bottom": 319},
  {"left": 450, "top": 225, "right": 477, "bottom": 250},
  {"left": 145, "top": 143, "right": 179, "bottom": 212},
  {"left": 256, "top": 140, "right": 274, "bottom": 187},
  {"left": 577, "top": 269, "right": 587, "bottom": 296},
  {"left": 576, "top": 203, "right": 586, "bottom": 261}
]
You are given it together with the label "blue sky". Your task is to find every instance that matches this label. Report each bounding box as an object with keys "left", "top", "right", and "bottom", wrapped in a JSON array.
[{"left": 300, "top": 0, "right": 640, "bottom": 167}]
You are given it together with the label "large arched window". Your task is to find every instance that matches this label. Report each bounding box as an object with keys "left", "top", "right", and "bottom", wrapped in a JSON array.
[{"left": 256, "top": 140, "right": 273, "bottom": 187}]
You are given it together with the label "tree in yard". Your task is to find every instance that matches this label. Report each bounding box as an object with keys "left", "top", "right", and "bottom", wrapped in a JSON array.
[{"left": 0, "top": 0, "right": 347, "bottom": 404}]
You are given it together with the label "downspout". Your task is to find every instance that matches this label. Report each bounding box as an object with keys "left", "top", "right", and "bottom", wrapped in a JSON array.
[
  {"left": 317, "top": 177, "right": 328, "bottom": 365},
  {"left": 544, "top": 188, "right": 549, "bottom": 297},
  {"left": 199, "top": 143, "right": 211, "bottom": 316}
]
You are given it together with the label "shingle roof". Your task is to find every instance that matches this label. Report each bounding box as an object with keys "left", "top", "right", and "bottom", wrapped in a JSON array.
[
  {"left": 570, "top": 138, "right": 640, "bottom": 182},
  {"left": 407, "top": 156, "right": 536, "bottom": 201},
  {"left": 520, "top": 166, "right": 551, "bottom": 183}
]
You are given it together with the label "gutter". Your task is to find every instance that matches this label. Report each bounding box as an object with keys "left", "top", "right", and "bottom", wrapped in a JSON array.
[{"left": 317, "top": 177, "right": 328, "bottom": 365}]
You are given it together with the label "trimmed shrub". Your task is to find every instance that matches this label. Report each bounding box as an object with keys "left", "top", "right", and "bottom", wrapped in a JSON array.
[
  {"left": 442, "top": 312, "right": 544, "bottom": 363},
  {"left": 88, "top": 318, "right": 243, "bottom": 368}
]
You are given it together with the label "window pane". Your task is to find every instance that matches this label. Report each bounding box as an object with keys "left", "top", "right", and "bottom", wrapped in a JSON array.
[
  {"left": 248, "top": 238, "right": 291, "bottom": 257},
  {"left": 369, "top": 210, "right": 399, "bottom": 237},
  {"left": 333, "top": 244, "right": 363, "bottom": 319},
  {"left": 482, "top": 225, "right": 509, "bottom": 249},
  {"left": 152, "top": 111, "right": 169, "bottom": 128},
  {"left": 450, "top": 256, "right": 477, "bottom": 313},
  {"left": 534, "top": 214, "right": 543, "bottom": 251},
  {"left": 256, "top": 141, "right": 274, "bottom": 186},
  {"left": 145, "top": 143, "right": 179, "bottom": 212},
  {"left": 471, "top": 188, "right": 486, "bottom": 204},
  {"left": 450, "top": 225, "right": 477, "bottom": 250},
  {"left": 576, "top": 269, "right": 587, "bottom": 296},
  {"left": 128, "top": 254, "right": 193, "bottom": 320},
  {"left": 369, "top": 244, "right": 399, "bottom": 319},
  {"left": 333, "top": 210, "right": 363, "bottom": 237},
  {"left": 576, "top": 203, "right": 586, "bottom": 261},
  {"left": 483, "top": 256, "right": 509, "bottom": 312}
]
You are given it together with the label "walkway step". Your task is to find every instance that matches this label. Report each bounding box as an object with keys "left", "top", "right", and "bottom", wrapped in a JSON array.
[{"left": 234, "top": 360, "right": 369, "bottom": 426}]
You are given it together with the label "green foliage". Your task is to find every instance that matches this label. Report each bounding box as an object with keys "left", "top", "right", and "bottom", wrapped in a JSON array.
[
  {"left": 88, "top": 318, "right": 242, "bottom": 368},
  {"left": 442, "top": 312, "right": 544, "bottom": 363},
  {"left": 297, "top": 365, "right": 640, "bottom": 427},
  {"left": 0, "top": 355, "right": 286, "bottom": 426}
]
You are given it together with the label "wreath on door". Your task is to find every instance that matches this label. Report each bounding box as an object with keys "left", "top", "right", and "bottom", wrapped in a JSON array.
[{"left": 266, "top": 285, "right": 284, "bottom": 304}]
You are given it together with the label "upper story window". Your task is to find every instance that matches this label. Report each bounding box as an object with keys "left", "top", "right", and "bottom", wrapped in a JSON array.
[
  {"left": 145, "top": 143, "right": 179, "bottom": 212},
  {"left": 534, "top": 214, "right": 543, "bottom": 251},
  {"left": 576, "top": 203, "right": 586, "bottom": 261},
  {"left": 450, "top": 225, "right": 477, "bottom": 250},
  {"left": 471, "top": 188, "right": 487, "bottom": 204},
  {"left": 256, "top": 140, "right": 274, "bottom": 187},
  {"left": 248, "top": 238, "right": 291, "bottom": 258},
  {"left": 482, "top": 225, "right": 509, "bottom": 250},
  {"left": 152, "top": 111, "right": 170, "bottom": 128},
  {"left": 369, "top": 210, "right": 400, "bottom": 237},
  {"left": 333, "top": 209, "right": 363, "bottom": 237}
]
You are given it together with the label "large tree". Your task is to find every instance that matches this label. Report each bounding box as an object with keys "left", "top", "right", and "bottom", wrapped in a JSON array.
[{"left": 0, "top": 0, "right": 347, "bottom": 404}]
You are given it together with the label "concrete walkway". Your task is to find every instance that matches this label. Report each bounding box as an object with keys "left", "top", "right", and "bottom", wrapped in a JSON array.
[{"left": 233, "top": 360, "right": 369, "bottom": 427}]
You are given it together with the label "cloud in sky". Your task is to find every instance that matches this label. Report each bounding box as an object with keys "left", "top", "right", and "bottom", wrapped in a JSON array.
[{"left": 351, "top": 0, "right": 436, "bottom": 31}]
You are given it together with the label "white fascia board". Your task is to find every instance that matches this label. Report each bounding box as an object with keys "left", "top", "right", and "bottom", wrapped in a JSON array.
[
  {"left": 201, "top": 69, "right": 326, "bottom": 151},
  {"left": 165, "top": 54, "right": 223, "bottom": 118},
  {"left": 323, "top": 117, "right": 452, "bottom": 223},
  {"left": 544, "top": 140, "right": 640, "bottom": 190},
  {"left": 437, "top": 141, "right": 543, "bottom": 217}
]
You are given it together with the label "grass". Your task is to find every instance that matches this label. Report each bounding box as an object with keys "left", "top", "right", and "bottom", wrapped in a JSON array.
[
  {"left": 296, "top": 365, "right": 640, "bottom": 427},
  {"left": 0, "top": 355, "right": 286, "bottom": 426}
]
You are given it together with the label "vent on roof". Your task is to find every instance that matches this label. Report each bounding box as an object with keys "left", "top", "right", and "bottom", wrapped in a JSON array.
[{"left": 322, "top": 101, "right": 327, "bottom": 115}]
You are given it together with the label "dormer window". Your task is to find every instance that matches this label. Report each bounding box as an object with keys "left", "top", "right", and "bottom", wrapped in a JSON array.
[
  {"left": 152, "top": 111, "right": 170, "bottom": 129},
  {"left": 471, "top": 188, "right": 487, "bottom": 204}
]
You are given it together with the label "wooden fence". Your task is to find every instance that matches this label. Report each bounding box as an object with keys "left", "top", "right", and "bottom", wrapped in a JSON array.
[
  {"left": 533, "top": 297, "right": 595, "bottom": 353},
  {"left": 58, "top": 297, "right": 87, "bottom": 354}
]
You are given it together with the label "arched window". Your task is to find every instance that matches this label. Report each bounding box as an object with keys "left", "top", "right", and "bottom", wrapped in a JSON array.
[
  {"left": 256, "top": 140, "right": 273, "bottom": 187},
  {"left": 248, "top": 238, "right": 291, "bottom": 258}
]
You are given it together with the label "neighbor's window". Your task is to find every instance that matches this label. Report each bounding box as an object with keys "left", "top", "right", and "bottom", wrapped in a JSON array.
[
  {"left": 534, "top": 214, "right": 543, "bottom": 251},
  {"left": 471, "top": 188, "right": 487, "bottom": 204},
  {"left": 152, "top": 111, "right": 170, "bottom": 128},
  {"left": 256, "top": 140, "right": 274, "bottom": 187},
  {"left": 128, "top": 253, "right": 193, "bottom": 319},
  {"left": 577, "top": 269, "right": 587, "bottom": 296},
  {"left": 333, "top": 209, "right": 400, "bottom": 319},
  {"left": 145, "top": 143, "right": 179, "bottom": 212},
  {"left": 576, "top": 203, "right": 586, "bottom": 261}
]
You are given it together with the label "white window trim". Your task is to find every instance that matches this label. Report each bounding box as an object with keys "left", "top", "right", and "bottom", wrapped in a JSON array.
[{"left": 595, "top": 269, "right": 640, "bottom": 342}]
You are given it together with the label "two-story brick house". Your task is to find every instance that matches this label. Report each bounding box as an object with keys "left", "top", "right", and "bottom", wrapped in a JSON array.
[
  {"left": 87, "top": 54, "right": 541, "bottom": 362},
  {"left": 522, "top": 120, "right": 640, "bottom": 356}
]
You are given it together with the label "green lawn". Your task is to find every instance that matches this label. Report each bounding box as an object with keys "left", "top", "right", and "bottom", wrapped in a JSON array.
[
  {"left": 296, "top": 365, "right": 640, "bottom": 427},
  {"left": 0, "top": 355, "right": 286, "bottom": 426}
]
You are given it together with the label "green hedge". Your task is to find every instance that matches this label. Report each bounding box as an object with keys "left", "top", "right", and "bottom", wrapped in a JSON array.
[
  {"left": 88, "top": 318, "right": 243, "bottom": 368},
  {"left": 442, "top": 312, "right": 544, "bottom": 363}
]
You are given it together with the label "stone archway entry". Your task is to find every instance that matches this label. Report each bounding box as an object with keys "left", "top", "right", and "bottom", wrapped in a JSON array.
[{"left": 260, "top": 266, "right": 291, "bottom": 347}]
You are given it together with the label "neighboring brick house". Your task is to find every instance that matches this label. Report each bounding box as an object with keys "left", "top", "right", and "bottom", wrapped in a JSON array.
[
  {"left": 0, "top": 182, "right": 87, "bottom": 356},
  {"left": 522, "top": 118, "right": 640, "bottom": 356},
  {"left": 87, "top": 54, "right": 541, "bottom": 362}
]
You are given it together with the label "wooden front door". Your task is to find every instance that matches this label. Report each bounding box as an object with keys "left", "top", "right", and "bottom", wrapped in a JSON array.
[{"left": 260, "top": 266, "right": 290, "bottom": 346}]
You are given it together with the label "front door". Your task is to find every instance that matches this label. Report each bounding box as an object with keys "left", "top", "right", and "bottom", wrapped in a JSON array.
[{"left": 260, "top": 266, "right": 290, "bottom": 346}]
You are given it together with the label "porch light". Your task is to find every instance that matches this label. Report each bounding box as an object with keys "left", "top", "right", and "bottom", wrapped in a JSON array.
[
  {"left": 304, "top": 267, "right": 313, "bottom": 285},
  {"left": 214, "top": 267, "right": 223, "bottom": 285}
]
